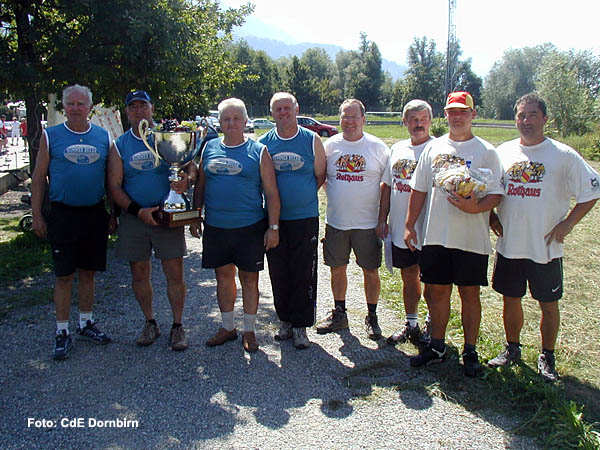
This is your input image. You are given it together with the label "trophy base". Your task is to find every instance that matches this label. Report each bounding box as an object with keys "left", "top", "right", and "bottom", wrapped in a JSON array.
[{"left": 153, "top": 208, "right": 201, "bottom": 228}]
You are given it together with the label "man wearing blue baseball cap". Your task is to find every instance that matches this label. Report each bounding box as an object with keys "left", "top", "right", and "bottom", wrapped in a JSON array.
[{"left": 107, "top": 90, "right": 196, "bottom": 351}]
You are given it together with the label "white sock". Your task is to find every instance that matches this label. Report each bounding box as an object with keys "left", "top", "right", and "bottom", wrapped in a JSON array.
[
  {"left": 79, "top": 312, "right": 93, "bottom": 329},
  {"left": 406, "top": 313, "right": 418, "bottom": 327},
  {"left": 221, "top": 311, "right": 235, "bottom": 331},
  {"left": 56, "top": 321, "right": 69, "bottom": 335},
  {"left": 243, "top": 313, "right": 256, "bottom": 333}
]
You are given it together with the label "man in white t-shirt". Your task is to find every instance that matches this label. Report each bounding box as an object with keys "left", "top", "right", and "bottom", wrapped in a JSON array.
[
  {"left": 405, "top": 91, "right": 504, "bottom": 376},
  {"left": 488, "top": 93, "right": 600, "bottom": 382},
  {"left": 317, "top": 99, "right": 390, "bottom": 339},
  {"left": 377, "top": 99, "right": 433, "bottom": 347}
]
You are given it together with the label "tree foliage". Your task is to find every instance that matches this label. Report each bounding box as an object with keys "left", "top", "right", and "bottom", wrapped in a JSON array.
[
  {"left": 0, "top": 0, "right": 251, "bottom": 169},
  {"left": 481, "top": 44, "right": 555, "bottom": 119},
  {"left": 536, "top": 52, "right": 596, "bottom": 136}
]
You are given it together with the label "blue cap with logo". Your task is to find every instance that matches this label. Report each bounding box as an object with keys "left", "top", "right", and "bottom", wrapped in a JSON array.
[{"left": 125, "top": 90, "right": 152, "bottom": 106}]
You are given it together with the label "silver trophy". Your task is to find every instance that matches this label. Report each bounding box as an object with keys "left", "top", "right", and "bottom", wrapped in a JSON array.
[{"left": 139, "top": 119, "right": 207, "bottom": 227}]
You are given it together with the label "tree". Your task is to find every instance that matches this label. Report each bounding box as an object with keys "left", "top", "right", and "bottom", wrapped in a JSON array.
[
  {"left": 481, "top": 44, "right": 555, "bottom": 119},
  {"left": 0, "top": 0, "right": 251, "bottom": 170},
  {"left": 536, "top": 52, "right": 595, "bottom": 136},
  {"left": 228, "top": 40, "right": 280, "bottom": 116},
  {"left": 403, "top": 37, "right": 445, "bottom": 113}
]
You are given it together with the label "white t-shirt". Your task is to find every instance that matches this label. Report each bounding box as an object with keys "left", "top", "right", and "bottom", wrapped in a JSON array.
[
  {"left": 383, "top": 137, "right": 433, "bottom": 249},
  {"left": 324, "top": 132, "right": 390, "bottom": 230},
  {"left": 496, "top": 138, "right": 600, "bottom": 263},
  {"left": 410, "top": 134, "right": 504, "bottom": 255}
]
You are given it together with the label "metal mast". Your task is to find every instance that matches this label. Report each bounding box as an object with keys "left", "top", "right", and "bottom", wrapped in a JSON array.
[{"left": 445, "top": 0, "right": 457, "bottom": 98}]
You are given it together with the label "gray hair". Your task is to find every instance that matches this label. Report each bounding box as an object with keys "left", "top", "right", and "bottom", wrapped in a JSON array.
[
  {"left": 62, "top": 84, "right": 93, "bottom": 107},
  {"left": 269, "top": 92, "right": 298, "bottom": 112},
  {"left": 218, "top": 98, "right": 248, "bottom": 121},
  {"left": 339, "top": 99, "right": 365, "bottom": 116},
  {"left": 403, "top": 99, "right": 433, "bottom": 121}
]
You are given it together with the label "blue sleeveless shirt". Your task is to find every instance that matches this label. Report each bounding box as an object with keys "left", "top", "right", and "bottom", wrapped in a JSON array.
[
  {"left": 259, "top": 126, "right": 318, "bottom": 220},
  {"left": 46, "top": 122, "right": 110, "bottom": 206},
  {"left": 114, "top": 129, "right": 171, "bottom": 208},
  {"left": 202, "top": 138, "right": 266, "bottom": 229}
]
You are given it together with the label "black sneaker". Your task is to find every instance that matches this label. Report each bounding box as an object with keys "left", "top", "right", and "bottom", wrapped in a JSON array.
[
  {"left": 410, "top": 343, "right": 446, "bottom": 367},
  {"left": 364, "top": 313, "right": 382, "bottom": 340},
  {"left": 316, "top": 307, "right": 349, "bottom": 334},
  {"left": 75, "top": 320, "right": 111, "bottom": 345},
  {"left": 538, "top": 351, "right": 559, "bottom": 383},
  {"left": 387, "top": 321, "right": 421, "bottom": 345},
  {"left": 53, "top": 330, "right": 73, "bottom": 360},
  {"left": 462, "top": 349, "right": 483, "bottom": 377},
  {"left": 488, "top": 343, "right": 522, "bottom": 368}
]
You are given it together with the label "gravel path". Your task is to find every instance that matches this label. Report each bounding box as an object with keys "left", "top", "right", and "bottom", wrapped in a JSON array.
[{"left": 0, "top": 187, "right": 536, "bottom": 449}]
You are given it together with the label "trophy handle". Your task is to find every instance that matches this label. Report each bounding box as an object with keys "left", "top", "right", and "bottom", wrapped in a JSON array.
[{"left": 138, "top": 119, "right": 161, "bottom": 168}]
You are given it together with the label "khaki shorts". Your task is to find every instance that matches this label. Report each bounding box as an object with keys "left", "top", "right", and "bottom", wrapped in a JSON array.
[
  {"left": 116, "top": 213, "right": 186, "bottom": 261},
  {"left": 323, "top": 225, "right": 382, "bottom": 269}
]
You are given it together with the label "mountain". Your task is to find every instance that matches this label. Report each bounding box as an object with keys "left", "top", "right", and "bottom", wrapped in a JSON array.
[{"left": 234, "top": 35, "right": 406, "bottom": 80}]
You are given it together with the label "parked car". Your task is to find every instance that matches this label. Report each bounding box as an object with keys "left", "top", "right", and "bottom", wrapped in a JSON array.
[
  {"left": 251, "top": 118, "right": 275, "bottom": 129},
  {"left": 297, "top": 116, "right": 338, "bottom": 137}
]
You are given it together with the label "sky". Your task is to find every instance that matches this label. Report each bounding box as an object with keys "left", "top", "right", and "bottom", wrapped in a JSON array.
[{"left": 221, "top": 0, "right": 600, "bottom": 78}]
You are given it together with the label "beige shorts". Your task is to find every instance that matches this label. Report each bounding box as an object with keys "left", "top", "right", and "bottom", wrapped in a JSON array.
[
  {"left": 323, "top": 225, "right": 382, "bottom": 269},
  {"left": 116, "top": 213, "right": 186, "bottom": 261}
]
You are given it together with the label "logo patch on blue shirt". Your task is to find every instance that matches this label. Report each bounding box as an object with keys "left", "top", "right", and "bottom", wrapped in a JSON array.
[
  {"left": 272, "top": 152, "right": 305, "bottom": 171},
  {"left": 206, "top": 158, "right": 243, "bottom": 175},
  {"left": 64, "top": 145, "right": 100, "bottom": 164}
]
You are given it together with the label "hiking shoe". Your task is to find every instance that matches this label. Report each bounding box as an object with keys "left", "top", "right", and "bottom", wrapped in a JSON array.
[
  {"left": 488, "top": 343, "right": 522, "bottom": 368},
  {"left": 206, "top": 328, "right": 237, "bottom": 347},
  {"left": 316, "top": 307, "right": 349, "bottom": 334},
  {"left": 387, "top": 321, "right": 421, "bottom": 345},
  {"left": 136, "top": 321, "right": 160, "bottom": 346},
  {"left": 365, "top": 313, "right": 382, "bottom": 340},
  {"left": 462, "top": 349, "right": 483, "bottom": 377},
  {"left": 538, "top": 351, "right": 559, "bottom": 383},
  {"left": 53, "top": 330, "right": 73, "bottom": 360},
  {"left": 75, "top": 320, "right": 111, "bottom": 345},
  {"left": 242, "top": 331, "right": 259, "bottom": 353},
  {"left": 292, "top": 327, "right": 310, "bottom": 349},
  {"left": 274, "top": 321, "right": 293, "bottom": 341},
  {"left": 169, "top": 326, "right": 188, "bottom": 351},
  {"left": 410, "top": 343, "right": 446, "bottom": 367}
]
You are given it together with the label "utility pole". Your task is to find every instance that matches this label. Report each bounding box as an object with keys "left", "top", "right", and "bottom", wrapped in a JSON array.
[{"left": 445, "top": 0, "right": 457, "bottom": 98}]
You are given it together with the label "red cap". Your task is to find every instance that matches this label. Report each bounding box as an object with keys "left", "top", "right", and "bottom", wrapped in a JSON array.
[{"left": 445, "top": 91, "right": 474, "bottom": 109}]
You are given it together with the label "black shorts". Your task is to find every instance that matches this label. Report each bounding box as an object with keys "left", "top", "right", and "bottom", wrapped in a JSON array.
[
  {"left": 202, "top": 219, "right": 266, "bottom": 272},
  {"left": 420, "top": 245, "right": 488, "bottom": 286},
  {"left": 492, "top": 253, "right": 563, "bottom": 302},
  {"left": 47, "top": 201, "right": 109, "bottom": 277},
  {"left": 392, "top": 244, "right": 420, "bottom": 269}
]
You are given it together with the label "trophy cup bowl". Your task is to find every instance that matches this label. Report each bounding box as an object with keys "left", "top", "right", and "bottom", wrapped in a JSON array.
[{"left": 139, "top": 119, "right": 206, "bottom": 227}]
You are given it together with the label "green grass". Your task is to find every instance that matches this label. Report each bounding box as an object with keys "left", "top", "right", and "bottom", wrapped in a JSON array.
[
  {"left": 0, "top": 218, "right": 53, "bottom": 284},
  {"left": 379, "top": 161, "right": 600, "bottom": 448}
]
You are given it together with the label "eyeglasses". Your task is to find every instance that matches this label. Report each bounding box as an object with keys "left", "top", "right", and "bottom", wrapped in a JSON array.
[{"left": 340, "top": 115, "right": 362, "bottom": 121}]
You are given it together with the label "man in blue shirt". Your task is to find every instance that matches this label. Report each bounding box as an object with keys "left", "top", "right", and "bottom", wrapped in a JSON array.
[
  {"left": 32, "top": 84, "right": 113, "bottom": 360},
  {"left": 107, "top": 90, "right": 196, "bottom": 351},
  {"left": 191, "top": 98, "right": 280, "bottom": 353},
  {"left": 259, "top": 92, "right": 325, "bottom": 349}
]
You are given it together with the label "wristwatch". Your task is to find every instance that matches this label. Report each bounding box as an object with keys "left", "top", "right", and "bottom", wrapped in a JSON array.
[{"left": 269, "top": 224, "right": 279, "bottom": 231}]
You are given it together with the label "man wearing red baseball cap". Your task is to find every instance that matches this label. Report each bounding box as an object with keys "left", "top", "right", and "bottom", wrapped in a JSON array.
[{"left": 404, "top": 91, "right": 504, "bottom": 376}]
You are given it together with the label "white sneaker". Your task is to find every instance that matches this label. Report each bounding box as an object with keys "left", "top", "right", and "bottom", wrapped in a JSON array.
[
  {"left": 292, "top": 327, "right": 310, "bottom": 349},
  {"left": 274, "top": 321, "right": 293, "bottom": 341}
]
